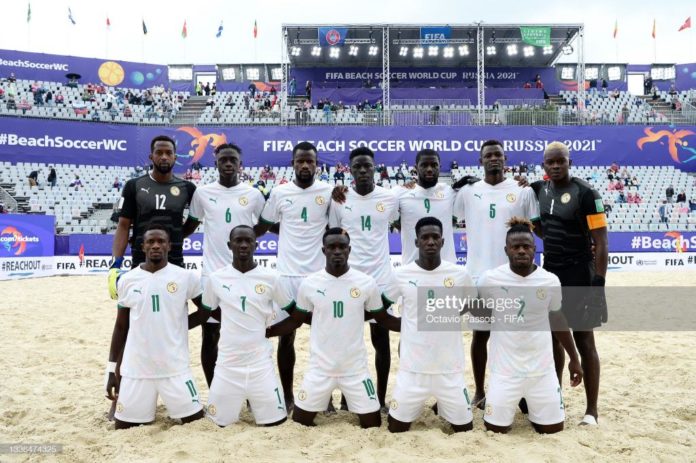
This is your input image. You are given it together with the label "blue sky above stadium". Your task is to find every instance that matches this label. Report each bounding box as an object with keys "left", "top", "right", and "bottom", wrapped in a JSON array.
[{"left": 0, "top": 0, "right": 693, "bottom": 65}]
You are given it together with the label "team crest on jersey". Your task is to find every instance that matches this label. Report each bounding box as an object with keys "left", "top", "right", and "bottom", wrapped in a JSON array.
[
  {"left": 350, "top": 288, "right": 361, "bottom": 298},
  {"left": 444, "top": 277, "right": 455, "bottom": 288},
  {"left": 506, "top": 193, "right": 516, "bottom": 203},
  {"left": 390, "top": 400, "right": 399, "bottom": 410},
  {"left": 239, "top": 196, "right": 249, "bottom": 206},
  {"left": 255, "top": 284, "right": 266, "bottom": 294},
  {"left": 315, "top": 196, "right": 325, "bottom": 205},
  {"left": 207, "top": 404, "right": 217, "bottom": 416},
  {"left": 436, "top": 190, "right": 445, "bottom": 199},
  {"left": 167, "top": 282, "right": 178, "bottom": 293},
  {"left": 170, "top": 186, "right": 181, "bottom": 196},
  {"left": 298, "top": 390, "right": 307, "bottom": 401},
  {"left": 376, "top": 202, "right": 385, "bottom": 212},
  {"left": 116, "top": 402, "right": 124, "bottom": 413},
  {"left": 536, "top": 288, "right": 547, "bottom": 300},
  {"left": 561, "top": 193, "right": 571, "bottom": 204}
]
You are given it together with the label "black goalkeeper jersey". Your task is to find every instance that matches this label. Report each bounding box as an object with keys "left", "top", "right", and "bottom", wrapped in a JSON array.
[{"left": 119, "top": 174, "right": 196, "bottom": 264}]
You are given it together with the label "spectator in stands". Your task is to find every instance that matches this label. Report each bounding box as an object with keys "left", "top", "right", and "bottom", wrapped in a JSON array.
[
  {"left": 333, "top": 167, "right": 345, "bottom": 185},
  {"left": 279, "top": 176, "right": 288, "bottom": 185},
  {"left": 320, "top": 170, "right": 329, "bottom": 182},
  {"left": 8, "top": 72, "right": 16, "bottom": 83},
  {"left": 689, "top": 198, "right": 696, "bottom": 212},
  {"left": 27, "top": 169, "right": 40, "bottom": 187},
  {"left": 191, "top": 161, "right": 202, "bottom": 172},
  {"left": 616, "top": 191, "right": 626, "bottom": 204},
  {"left": 659, "top": 201, "right": 669, "bottom": 223},
  {"left": 305, "top": 80, "right": 312, "bottom": 100},
  {"left": 627, "top": 192, "right": 635, "bottom": 204},
  {"left": 191, "top": 169, "right": 201, "bottom": 183},
  {"left": 44, "top": 90, "right": 53, "bottom": 106},
  {"left": 677, "top": 191, "right": 687, "bottom": 203},
  {"left": 69, "top": 174, "right": 83, "bottom": 190},
  {"left": 611, "top": 89, "right": 620, "bottom": 100},
  {"left": 610, "top": 162, "right": 619, "bottom": 174},
  {"left": 213, "top": 107, "right": 222, "bottom": 120},
  {"left": 45, "top": 166, "right": 57, "bottom": 188},
  {"left": 394, "top": 169, "right": 406, "bottom": 185},
  {"left": 195, "top": 82, "right": 202, "bottom": 96},
  {"left": 673, "top": 100, "right": 682, "bottom": 112},
  {"left": 184, "top": 169, "right": 193, "bottom": 180},
  {"left": 644, "top": 75, "right": 653, "bottom": 95},
  {"left": 601, "top": 79, "right": 608, "bottom": 95},
  {"left": 224, "top": 95, "right": 235, "bottom": 107},
  {"left": 633, "top": 192, "right": 642, "bottom": 204},
  {"left": 621, "top": 105, "right": 629, "bottom": 124},
  {"left": 323, "top": 103, "right": 332, "bottom": 123},
  {"left": 630, "top": 176, "right": 640, "bottom": 189},
  {"left": 0, "top": 202, "right": 5, "bottom": 214},
  {"left": 669, "top": 84, "right": 677, "bottom": 97},
  {"left": 211, "top": 83, "right": 217, "bottom": 96},
  {"left": 450, "top": 160, "right": 459, "bottom": 171},
  {"left": 379, "top": 166, "right": 390, "bottom": 184},
  {"left": 113, "top": 177, "right": 123, "bottom": 191},
  {"left": 123, "top": 105, "right": 133, "bottom": 118},
  {"left": 254, "top": 180, "right": 269, "bottom": 199},
  {"left": 523, "top": 81, "right": 532, "bottom": 89},
  {"left": 571, "top": 95, "right": 578, "bottom": 108},
  {"left": 248, "top": 82, "right": 257, "bottom": 98},
  {"left": 91, "top": 110, "right": 101, "bottom": 122},
  {"left": 666, "top": 185, "right": 675, "bottom": 202},
  {"left": 651, "top": 85, "right": 659, "bottom": 101},
  {"left": 259, "top": 165, "right": 275, "bottom": 181},
  {"left": 535, "top": 76, "right": 544, "bottom": 89},
  {"left": 204, "top": 82, "right": 211, "bottom": 96}
]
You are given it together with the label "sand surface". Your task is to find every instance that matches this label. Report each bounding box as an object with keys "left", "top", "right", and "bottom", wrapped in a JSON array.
[{"left": 1, "top": 272, "right": 695, "bottom": 462}]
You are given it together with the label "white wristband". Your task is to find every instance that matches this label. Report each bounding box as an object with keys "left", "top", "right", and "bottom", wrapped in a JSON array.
[{"left": 107, "top": 361, "right": 117, "bottom": 373}]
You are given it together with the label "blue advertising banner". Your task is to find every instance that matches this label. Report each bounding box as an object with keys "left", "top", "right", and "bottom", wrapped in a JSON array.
[
  {"left": 2, "top": 121, "right": 696, "bottom": 172},
  {"left": 0, "top": 49, "right": 168, "bottom": 89},
  {"left": 420, "top": 27, "right": 451, "bottom": 44},
  {"left": 60, "top": 231, "right": 695, "bottom": 257},
  {"left": 0, "top": 214, "right": 54, "bottom": 257}
]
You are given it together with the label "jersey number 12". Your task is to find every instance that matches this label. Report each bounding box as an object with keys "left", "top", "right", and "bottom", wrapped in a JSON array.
[{"left": 155, "top": 194, "right": 167, "bottom": 210}]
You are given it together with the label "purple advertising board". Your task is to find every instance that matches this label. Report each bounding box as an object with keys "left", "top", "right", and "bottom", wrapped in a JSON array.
[
  {"left": 0, "top": 214, "right": 55, "bottom": 258},
  {"left": 0, "top": 49, "right": 168, "bottom": 89},
  {"left": 2, "top": 120, "right": 696, "bottom": 172},
  {"left": 312, "top": 87, "right": 545, "bottom": 106},
  {"left": 59, "top": 231, "right": 695, "bottom": 256}
]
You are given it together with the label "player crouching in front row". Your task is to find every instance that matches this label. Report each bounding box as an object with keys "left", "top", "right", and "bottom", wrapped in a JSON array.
[
  {"left": 476, "top": 218, "right": 583, "bottom": 434},
  {"left": 106, "top": 224, "right": 212, "bottom": 430},
  {"left": 266, "top": 228, "right": 401, "bottom": 429}
]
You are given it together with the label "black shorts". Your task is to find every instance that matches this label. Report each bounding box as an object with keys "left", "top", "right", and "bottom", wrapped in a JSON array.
[{"left": 544, "top": 261, "right": 603, "bottom": 330}]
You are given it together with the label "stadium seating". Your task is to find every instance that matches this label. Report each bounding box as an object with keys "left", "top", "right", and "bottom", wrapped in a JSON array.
[{"left": 1, "top": 160, "right": 694, "bottom": 234}]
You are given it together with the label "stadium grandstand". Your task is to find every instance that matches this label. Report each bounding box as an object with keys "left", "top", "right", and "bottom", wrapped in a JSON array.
[{"left": 1, "top": 23, "right": 695, "bottom": 243}]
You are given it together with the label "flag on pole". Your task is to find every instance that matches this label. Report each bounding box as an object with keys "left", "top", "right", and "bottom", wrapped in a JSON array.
[
  {"left": 27, "top": 2, "right": 31, "bottom": 23},
  {"left": 216, "top": 21, "right": 223, "bottom": 38},
  {"left": 182, "top": 20, "right": 187, "bottom": 38},
  {"left": 613, "top": 19, "right": 618, "bottom": 38},
  {"left": 652, "top": 19, "right": 656, "bottom": 39},
  {"left": 679, "top": 17, "right": 691, "bottom": 32},
  {"left": 106, "top": 17, "right": 111, "bottom": 30},
  {"left": 142, "top": 19, "right": 148, "bottom": 35},
  {"left": 253, "top": 20, "right": 258, "bottom": 38},
  {"left": 68, "top": 7, "right": 76, "bottom": 25}
]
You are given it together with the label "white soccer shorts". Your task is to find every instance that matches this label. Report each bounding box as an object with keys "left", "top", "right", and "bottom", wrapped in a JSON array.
[
  {"left": 388, "top": 370, "right": 474, "bottom": 426},
  {"left": 295, "top": 367, "right": 380, "bottom": 414},
  {"left": 484, "top": 370, "right": 565, "bottom": 427},
  {"left": 206, "top": 362, "right": 287, "bottom": 426},
  {"left": 273, "top": 275, "right": 305, "bottom": 323},
  {"left": 114, "top": 370, "right": 203, "bottom": 423}
]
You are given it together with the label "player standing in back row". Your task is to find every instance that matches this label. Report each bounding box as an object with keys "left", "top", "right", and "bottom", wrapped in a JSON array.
[
  {"left": 254, "top": 142, "right": 332, "bottom": 411},
  {"left": 109, "top": 135, "right": 199, "bottom": 299},
  {"left": 530, "top": 141, "right": 608, "bottom": 426},
  {"left": 453, "top": 140, "right": 540, "bottom": 408},
  {"left": 329, "top": 147, "right": 398, "bottom": 412},
  {"left": 187, "top": 143, "right": 266, "bottom": 386}
]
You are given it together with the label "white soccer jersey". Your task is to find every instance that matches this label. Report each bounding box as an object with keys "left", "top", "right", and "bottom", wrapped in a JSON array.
[
  {"left": 384, "top": 261, "right": 477, "bottom": 374},
  {"left": 477, "top": 264, "right": 562, "bottom": 377},
  {"left": 396, "top": 183, "right": 457, "bottom": 264},
  {"left": 202, "top": 265, "right": 291, "bottom": 368},
  {"left": 260, "top": 181, "right": 332, "bottom": 276},
  {"left": 453, "top": 179, "right": 540, "bottom": 279},
  {"left": 328, "top": 186, "right": 399, "bottom": 286},
  {"left": 295, "top": 268, "right": 384, "bottom": 377},
  {"left": 117, "top": 264, "right": 202, "bottom": 379},
  {"left": 188, "top": 182, "right": 265, "bottom": 277}
]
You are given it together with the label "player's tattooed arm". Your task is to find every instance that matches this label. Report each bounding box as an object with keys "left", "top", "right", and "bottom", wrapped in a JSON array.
[
  {"left": 266, "top": 305, "right": 306, "bottom": 338},
  {"left": 549, "top": 311, "right": 583, "bottom": 387}
]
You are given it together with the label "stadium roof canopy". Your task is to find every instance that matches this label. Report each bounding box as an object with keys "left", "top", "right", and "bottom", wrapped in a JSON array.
[{"left": 283, "top": 23, "right": 583, "bottom": 68}]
